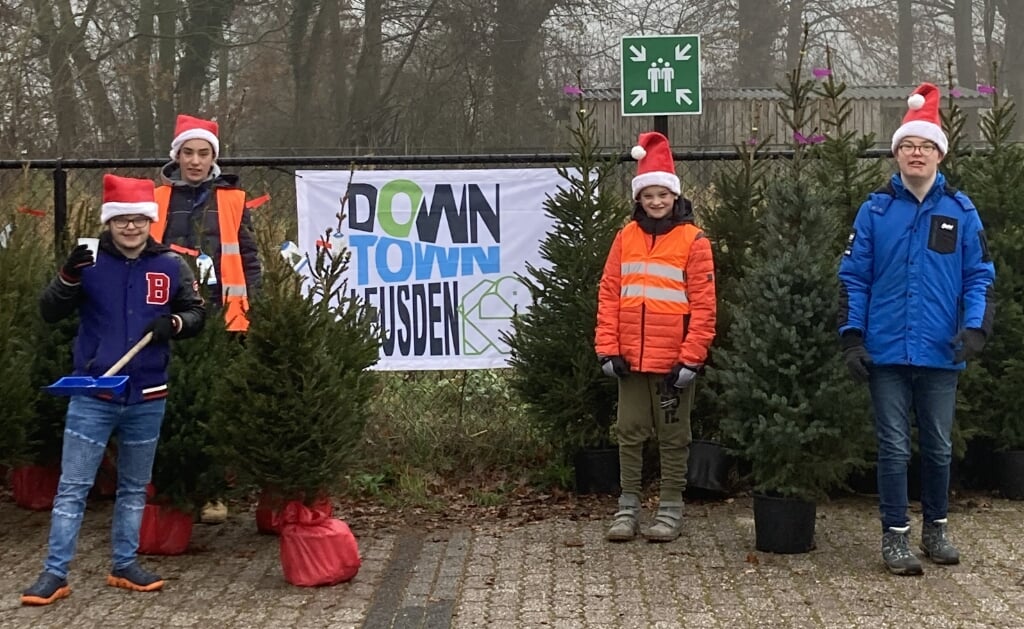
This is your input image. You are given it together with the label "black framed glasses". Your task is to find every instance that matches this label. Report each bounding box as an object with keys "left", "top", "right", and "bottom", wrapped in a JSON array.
[
  {"left": 896, "top": 142, "right": 937, "bottom": 156},
  {"left": 109, "top": 216, "right": 152, "bottom": 228}
]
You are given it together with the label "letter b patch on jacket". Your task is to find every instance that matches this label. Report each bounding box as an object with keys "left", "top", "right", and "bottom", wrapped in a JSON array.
[{"left": 145, "top": 272, "right": 171, "bottom": 305}]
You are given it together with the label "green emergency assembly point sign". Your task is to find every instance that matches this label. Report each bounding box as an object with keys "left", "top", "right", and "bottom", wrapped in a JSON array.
[{"left": 620, "top": 34, "right": 701, "bottom": 116}]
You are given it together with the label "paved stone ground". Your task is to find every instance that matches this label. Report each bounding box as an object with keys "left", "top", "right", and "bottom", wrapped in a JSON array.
[{"left": 0, "top": 492, "right": 1021, "bottom": 628}]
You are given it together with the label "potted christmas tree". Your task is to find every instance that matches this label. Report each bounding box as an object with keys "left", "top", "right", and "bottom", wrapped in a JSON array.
[
  {"left": 716, "top": 36, "right": 873, "bottom": 553},
  {"left": 956, "top": 74, "right": 1024, "bottom": 499},
  {"left": 503, "top": 96, "right": 628, "bottom": 494},
  {"left": 208, "top": 224, "right": 380, "bottom": 523},
  {"left": 141, "top": 307, "right": 235, "bottom": 554}
]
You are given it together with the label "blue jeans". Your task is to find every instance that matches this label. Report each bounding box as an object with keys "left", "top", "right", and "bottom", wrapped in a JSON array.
[
  {"left": 44, "top": 396, "right": 165, "bottom": 578},
  {"left": 869, "top": 365, "right": 958, "bottom": 531}
]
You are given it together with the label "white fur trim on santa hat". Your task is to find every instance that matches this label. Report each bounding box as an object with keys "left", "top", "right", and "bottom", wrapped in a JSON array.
[
  {"left": 891, "top": 120, "right": 948, "bottom": 155},
  {"left": 632, "top": 172, "right": 681, "bottom": 198},
  {"left": 169, "top": 129, "right": 220, "bottom": 160},
  {"left": 101, "top": 201, "right": 159, "bottom": 225}
]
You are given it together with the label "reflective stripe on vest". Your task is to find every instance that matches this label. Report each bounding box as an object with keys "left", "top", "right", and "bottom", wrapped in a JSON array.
[
  {"left": 619, "top": 222, "right": 698, "bottom": 314},
  {"left": 154, "top": 185, "right": 251, "bottom": 332}
]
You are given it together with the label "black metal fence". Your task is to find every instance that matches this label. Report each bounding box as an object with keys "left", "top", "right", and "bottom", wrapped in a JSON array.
[{"left": 0, "top": 149, "right": 895, "bottom": 255}]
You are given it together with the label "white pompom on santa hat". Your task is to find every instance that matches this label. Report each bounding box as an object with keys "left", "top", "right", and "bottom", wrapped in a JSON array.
[
  {"left": 630, "top": 131, "right": 680, "bottom": 199},
  {"left": 169, "top": 113, "right": 220, "bottom": 160},
  {"left": 891, "top": 82, "right": 948, "bottom": 155},
  {"left": 100, "top": 174, "right": 158, "bottom": 225}
]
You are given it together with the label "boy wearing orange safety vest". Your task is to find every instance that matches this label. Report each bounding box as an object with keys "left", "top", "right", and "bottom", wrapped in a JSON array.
[
  {"left": 595, "top": 131, "right": 717, "bottom": 543},
  {"left": 153, "top": 113, "right": 262, "bottom": 524}
]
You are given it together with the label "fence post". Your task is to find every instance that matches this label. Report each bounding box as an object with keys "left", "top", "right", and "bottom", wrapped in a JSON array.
[{"left": 53, "top": 160, "right": 67, "bottom": 256}]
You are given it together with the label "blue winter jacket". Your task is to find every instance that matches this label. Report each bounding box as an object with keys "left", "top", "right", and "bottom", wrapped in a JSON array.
[
  {"left": 40, "top": 233, "right": 206, "bottom": 404},
  {"left": 838, "top": 172, "right": 995, "bottom": 369}
]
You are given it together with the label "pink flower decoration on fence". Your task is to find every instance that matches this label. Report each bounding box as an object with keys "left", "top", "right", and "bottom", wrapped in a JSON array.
[
  {"left": 812, "top": 68, "right": 832, "bottom": 80},
  {"left": 563, "top": 85, "right": 583, "bottom": 95},
  {"left": 976, "top": 84, "right": 996, "bottom": 95},
  {"left": 794, "top": 131, "right": 826, "bottom": 145}
]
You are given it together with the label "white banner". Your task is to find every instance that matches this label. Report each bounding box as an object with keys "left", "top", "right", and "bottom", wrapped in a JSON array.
[{"left": 295, "top": 169, "right": 565, "bottom": 371}]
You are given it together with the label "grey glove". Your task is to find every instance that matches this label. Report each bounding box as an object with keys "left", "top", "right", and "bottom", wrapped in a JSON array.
[
  {"left": 600, "top": 356, "right": 630, "bottom": 378},
  {"left": 666, "top": 363, "right": 700, "bottom": 389}
]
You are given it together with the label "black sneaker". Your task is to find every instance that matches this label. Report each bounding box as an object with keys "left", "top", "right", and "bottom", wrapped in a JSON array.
[
  {"left": 882, "top": 526, "right": 924, "bottom": 576},
  {"left": 21, "top": 571, "right": 71, "bottom": 606},
  {"left": 106, "top": 562, "right": 164, "bottom": 592},
  {"left": 920, "top": 519, "right": 961, "bottom": 565}
]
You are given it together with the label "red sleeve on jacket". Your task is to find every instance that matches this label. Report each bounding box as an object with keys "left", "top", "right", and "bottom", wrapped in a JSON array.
[
  {"left": 679, "top": 233, "right": 716, "bottom": 365},
  {"left": 594, "top": 231, "right": 624, "bottom": 357}
]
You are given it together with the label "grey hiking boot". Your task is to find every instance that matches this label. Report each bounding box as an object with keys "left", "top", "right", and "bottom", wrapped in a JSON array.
[
  {"left": 642, "top": 500, "right": 684, "bottom": 542},
  {"left": 882, "top": 525, "right": 924, "bottom": 575},
  {"left": 920, "top": 518, "right": 960, "bottom": 565},
  {"left": 605, "top": 493, "right": 641, "bottom": 542}
]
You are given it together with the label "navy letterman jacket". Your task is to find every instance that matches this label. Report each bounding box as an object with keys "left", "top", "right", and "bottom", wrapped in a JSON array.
[{"left": 40, "top": 232, "right": 206, "bottom": 404}]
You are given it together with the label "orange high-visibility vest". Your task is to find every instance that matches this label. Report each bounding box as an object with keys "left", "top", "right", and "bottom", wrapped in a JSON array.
[
  {"left": 153, "top": 186, "right": 251, "bottom": 332},
  {"left": 596, "top": 221, "right": 712, "bottom": 373}
]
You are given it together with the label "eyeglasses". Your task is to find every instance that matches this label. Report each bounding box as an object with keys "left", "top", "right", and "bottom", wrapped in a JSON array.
[
  {"left": 896, "top": 142, "right": 938, "bottom": 156},
  {"left": 109, "top": 216, "right": 151, "bottom": 228}
]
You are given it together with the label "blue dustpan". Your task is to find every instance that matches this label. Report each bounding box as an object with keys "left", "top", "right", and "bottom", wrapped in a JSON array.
[
  {"left": 45, "top": 375, "right": 129, "bottom": 396},
  {"left": 43, "top": 332, "right": 153, "bottom": 397}
]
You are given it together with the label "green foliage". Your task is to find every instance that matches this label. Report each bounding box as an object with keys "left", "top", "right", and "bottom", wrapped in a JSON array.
[
  {"left": 956, "top": 78, "right": 1024, "bottom": 449},
  {"left": 940, "top": 61, "right": 969, "bottom": 187},
  {"left": 0, "top": 213, "right": 44, "bottom": 465},
  {"left": 716, "top": 42, "right": 873, "bottom": 500},
  {"left": 151, "top": 316, "right": 236, "bottom": 512},
  {"left": 716, "top": 175, "right": 870, "bottom": 500},
  {"left": 208, "top": 228, "right": 380, "bottom": 503},
  {"left": 502, "top": 101, "right": 628, "bottom": 459},
  {"left": 810, "top": 45, "right": 882, "bottom": 235}
]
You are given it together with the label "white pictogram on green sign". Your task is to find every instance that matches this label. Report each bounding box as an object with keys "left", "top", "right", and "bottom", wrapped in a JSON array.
[{"left": 621, "top": 35, "right": 701, "bottom": 116}]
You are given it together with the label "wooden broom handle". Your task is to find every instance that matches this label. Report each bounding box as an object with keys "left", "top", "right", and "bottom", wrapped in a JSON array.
[{"left": 101, "top": 332, "right": 154, "bottom": 377}]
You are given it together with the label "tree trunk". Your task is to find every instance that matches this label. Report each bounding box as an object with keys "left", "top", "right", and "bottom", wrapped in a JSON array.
[
  {"left": 288, "top": 0, "right": 330, "bottom": 147},
  {"left": 58, "top": 0, "right": 128, "bottom": 154},
  {"left": 784, "top": 0, "right": 805, "bottom": 73},
  {"left": 347, "top": 0, "right": 383, "bottom": 148},
  {"left": 30, "top": 0, "right": 78, "bottom": 154},
  {"left": 897, "top": 0, "right": 914, "bottom": 84},
  {"left": 736, "top": 0, "right": 782, "bottom": 86},
  {"left": 132, "top": 0, "right": 157, "bottom": 155},
  {"left": 489, "top": 0, "right": 557, "bottom": 149},
  {"left": 1000, "top": 0, "right": 1024, "bottom": 138},
  {"left": 178, "top": 0, "right": 235, "bottom": 116},
  {"left": 155, "top": 0, "right": 178, "bottom": 150}
]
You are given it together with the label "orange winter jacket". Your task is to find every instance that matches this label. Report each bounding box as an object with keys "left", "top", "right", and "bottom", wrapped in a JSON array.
[{"left": 595, "top": 219, "right": 716, "bottom": 374}]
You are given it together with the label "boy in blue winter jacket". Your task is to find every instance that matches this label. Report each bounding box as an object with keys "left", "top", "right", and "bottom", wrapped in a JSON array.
[
  {"left": 21, "top": 175, "right": 205, "bottom": 605},
  {"left": 838, "top": 83, "right": 995, "bottom": 576}
]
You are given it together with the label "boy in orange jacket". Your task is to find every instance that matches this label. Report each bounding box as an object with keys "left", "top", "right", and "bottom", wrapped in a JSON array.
[{"left": 595, "top": 132, "right": 717, "bottom": 542}]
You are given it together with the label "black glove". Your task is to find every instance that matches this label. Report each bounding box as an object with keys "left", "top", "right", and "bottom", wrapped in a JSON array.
[
  {"left": 841, "top": 331, "right": 872, "bottom": 383},
  {"left": 952, "top": 328, "right": 986, "bottom": 363},
  {"left": 666, "top": 363, "right": 700, "bottom": 389},
  {"left": 60, "top": 244, "right": 94, "bottom": 281},
  {"left": 143, "top": 315, "right": 177, "bottom": 343},
  {"left": 600, "top": 356, "right": 630, "bottom": 378}
]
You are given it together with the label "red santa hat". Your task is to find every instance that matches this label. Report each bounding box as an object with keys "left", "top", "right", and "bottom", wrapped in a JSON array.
[
  {"left": 891, "top": 83, "right": 948, "bottom": 155},
  {"left": 169, "top": 114, "right": 220, "bottom": 160},
  {"left": 100, "top": 174, "right": 158, "bottom": 225},
  {"left": 630, "top": 131, "right": 680, "bottom": 199}
]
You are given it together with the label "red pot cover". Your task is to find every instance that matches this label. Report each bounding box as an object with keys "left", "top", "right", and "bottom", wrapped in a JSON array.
[
  {"left": 11, "top": 465, "right": 61, "bottom": 511},
  {"left": 279, "top": 500, "right": 360, "bottom": 587},
  {"left": 256, "top": 493, "right": 333, "bottom": 535},
  {"left": 138, "top": 504, "right": 194, "bottom": 555}
]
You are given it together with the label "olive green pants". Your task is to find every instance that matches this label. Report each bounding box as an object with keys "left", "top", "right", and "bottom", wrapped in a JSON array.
[{"left": 616, "top": 372, "right": 694, "bottom": 501}]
